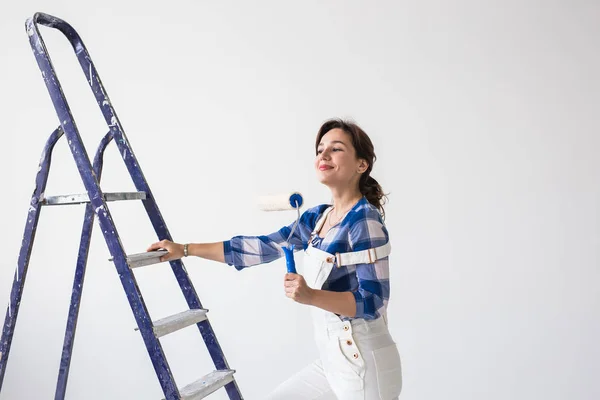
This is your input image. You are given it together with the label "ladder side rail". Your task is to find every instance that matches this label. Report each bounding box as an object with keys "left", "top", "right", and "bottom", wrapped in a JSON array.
[
  {"left": 0, "top": 127, "right": 64, "bottom": 389},
  {"left": 55, "top": 131, "right": 113, "bottom": 400}
]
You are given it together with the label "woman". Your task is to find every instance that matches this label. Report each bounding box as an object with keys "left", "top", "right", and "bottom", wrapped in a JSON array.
[{"left": 147, "top": 119, "right": 402, "bottom": 399}]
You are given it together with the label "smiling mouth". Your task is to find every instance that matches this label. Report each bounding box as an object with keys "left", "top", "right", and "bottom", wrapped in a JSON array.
[{"left": 319, "top": 166, "right": 333, "bottom": 171}]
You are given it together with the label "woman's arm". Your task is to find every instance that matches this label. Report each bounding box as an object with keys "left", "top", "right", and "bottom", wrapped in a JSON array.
[
  {"left": 284, "top": 274, "right": 357, "bottom": 318},
  {"left": 146, "top": 206, "right": 313, "bottom": 266},
  {"left": 347, "top": 211, "right": 391, "bottom": 320},
  {"left": 311, "top": 290, "right": 356, "bottom": 318},
  {"left": 220, "top": 208, "right": 315, "bottom": 270},
  {"left": 188, "top": 242, "right": 225, "bottom": 263},
  {"left": 146, "top": 240, "right": 225, "bottom": 263}
]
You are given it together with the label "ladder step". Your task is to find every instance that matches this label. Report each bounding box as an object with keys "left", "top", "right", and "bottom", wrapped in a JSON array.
[
  {"left": 42, "top": 191, "right": 147, "bottom": 205},
  {"left": 109, "top": 250, "right": 169, "bottom": 268},
  {"left": 164, "top": 370, "right": 236, "bottom": 400},
  {"left": 151, "top": 309, "right": 209, "bottom": 338}
]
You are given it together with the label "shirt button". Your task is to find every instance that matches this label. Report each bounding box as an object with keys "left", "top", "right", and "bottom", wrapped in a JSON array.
[
  {"left": 353, "top": 353, "right": 359, "bottom": 359},
  {"left": 346, "top": 340, "right": 353, "bottom": 346}
]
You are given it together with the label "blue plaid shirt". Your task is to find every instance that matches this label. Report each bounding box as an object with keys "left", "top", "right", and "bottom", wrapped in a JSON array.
[{"left": 223, "top": 197, "right": 391, "bottom": 320}]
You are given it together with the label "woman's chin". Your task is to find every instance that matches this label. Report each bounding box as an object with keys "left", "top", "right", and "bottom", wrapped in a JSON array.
[
  {"left": 317, "top": 176, "right": 332, "bottom": 185},
  {"left": 318, "top": 178, "right": 339, "bottom": 189}
]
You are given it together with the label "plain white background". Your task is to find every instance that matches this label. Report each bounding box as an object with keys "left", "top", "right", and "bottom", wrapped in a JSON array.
[{"left": 1, "top": 1, "right": 599, "bottom": 399}]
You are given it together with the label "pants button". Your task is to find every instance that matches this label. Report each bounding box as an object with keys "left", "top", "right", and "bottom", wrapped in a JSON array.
[{"left": 343, "top": 326, "right": 349, "bottom": 331}]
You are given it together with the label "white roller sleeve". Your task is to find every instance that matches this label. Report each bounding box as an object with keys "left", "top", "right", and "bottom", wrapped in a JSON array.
[{"left": 258, "top": 192, "right": 303, "bottom": 211}]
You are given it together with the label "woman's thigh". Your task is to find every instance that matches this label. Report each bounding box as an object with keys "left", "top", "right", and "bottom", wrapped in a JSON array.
[{"left": 266, "top": 359, "right": 337, "bottom": 400}]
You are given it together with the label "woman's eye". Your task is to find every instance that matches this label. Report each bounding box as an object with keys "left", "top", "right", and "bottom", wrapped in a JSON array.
[
  {"left": 333, "top": 148, "right": 342, "bottom": 152},
  {"left": 317, "top": 149, "right": 323, "bottom": 154}
]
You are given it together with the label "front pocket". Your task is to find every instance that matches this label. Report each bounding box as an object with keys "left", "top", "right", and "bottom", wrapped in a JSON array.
[
  {"left": 373, "top": 344, "right": 402, "bottom": 399},
  {"left": 337, "top": 337, "right": 366, "bottom": 375},
  {"left": 323, "top": 338, "right": 366, "bottom": 392}
]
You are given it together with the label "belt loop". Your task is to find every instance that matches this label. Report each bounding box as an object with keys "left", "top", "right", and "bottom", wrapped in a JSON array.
[
  {"left": 335, "top": 252, "right": 341, "bottom": 268},
  {"left": 367, "top": 248, "right": 374, "bottom": 264}
]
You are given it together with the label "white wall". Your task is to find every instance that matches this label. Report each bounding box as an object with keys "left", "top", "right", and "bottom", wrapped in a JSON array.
[{"left": 1, "top": 1, "right": 599, "bottom": 399}]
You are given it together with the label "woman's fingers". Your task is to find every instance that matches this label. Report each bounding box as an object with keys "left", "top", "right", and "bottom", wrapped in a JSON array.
[
  {"left": 146, "top": 242, "right": 160, "bottom": 252},
  {"left": 283, "top": 273, "right": 312, "bottom": 304},
  {"left": 284, "top": 274, "right": 299, "bottom": 289},
  {"left": 160, "top": 255, "right": 169, "bottom": 262},
  {"left": 284, "top": 274, "right": 305, "bottom": 292},
  {"left": 146, "top": 240, "right": 181, "bottom": 262},
  {"left": 147, "top": 239, "right": 169, "bottom": 252}
]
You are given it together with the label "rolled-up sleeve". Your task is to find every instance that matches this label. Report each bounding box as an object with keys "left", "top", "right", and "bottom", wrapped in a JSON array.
[
  {"left": 224, "top": 211, "right": 309, "bottom": 271},
  {"left": 348, "top": 214, "right": 391, "bottom": 319}
]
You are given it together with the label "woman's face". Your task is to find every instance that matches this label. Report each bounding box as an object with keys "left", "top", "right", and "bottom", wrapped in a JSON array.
[{"left": 315, "top": 128, "right": 367, "bottom": 188}]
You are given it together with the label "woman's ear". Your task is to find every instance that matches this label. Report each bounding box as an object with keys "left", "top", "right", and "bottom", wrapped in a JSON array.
[{"left": 357, "top": 159, "right": 369, "bottom": 173}]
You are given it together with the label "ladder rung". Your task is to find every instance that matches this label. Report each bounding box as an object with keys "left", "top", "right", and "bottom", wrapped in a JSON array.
[
  {"left": 42, "top": 191, "right": 147, "bottom": 205},
  {"left": 151, "top": 309, "right": 209, "bottom": 338},
  {"left": 165, "top": 370, "right": 236, "bottom": 400},
  {"left": 109, "top": 250, "right": 168, "bottom": 268}
]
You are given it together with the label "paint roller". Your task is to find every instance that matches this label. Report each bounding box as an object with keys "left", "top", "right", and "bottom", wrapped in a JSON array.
[{"left": 258, "top": 192, "right": 303, "bottom": 274}]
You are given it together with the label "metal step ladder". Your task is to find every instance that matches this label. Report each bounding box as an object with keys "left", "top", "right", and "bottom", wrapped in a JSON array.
[{"left": 0, "top": 12, "right": 243, "bottom": 400}]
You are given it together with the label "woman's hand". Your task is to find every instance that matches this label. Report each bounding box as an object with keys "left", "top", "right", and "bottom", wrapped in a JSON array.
[
  {"left": 147, "top": 239, "right": 184, "bottom": 262},
  {"left": 284, "top": 273, "right": 315, "bottom": 305}
]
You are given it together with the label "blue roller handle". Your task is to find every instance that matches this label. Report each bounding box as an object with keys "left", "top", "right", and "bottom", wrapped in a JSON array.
[{"left": 282, "top": 245, "right": 297, "bottom": 274}]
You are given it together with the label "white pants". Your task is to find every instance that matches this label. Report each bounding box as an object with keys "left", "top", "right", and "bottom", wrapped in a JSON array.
[{"left": 266, "top": 316, "right": 402, "bottom": 400}]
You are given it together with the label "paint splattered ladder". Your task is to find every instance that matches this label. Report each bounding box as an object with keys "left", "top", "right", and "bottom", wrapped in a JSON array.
[{"left": 0, "top": 12, "right": 243, "bottom": 400}]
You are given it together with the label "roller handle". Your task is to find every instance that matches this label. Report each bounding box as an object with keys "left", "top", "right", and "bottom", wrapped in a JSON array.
[{"left": 282, "top": 245, "right": 297, "bottom": 274}]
